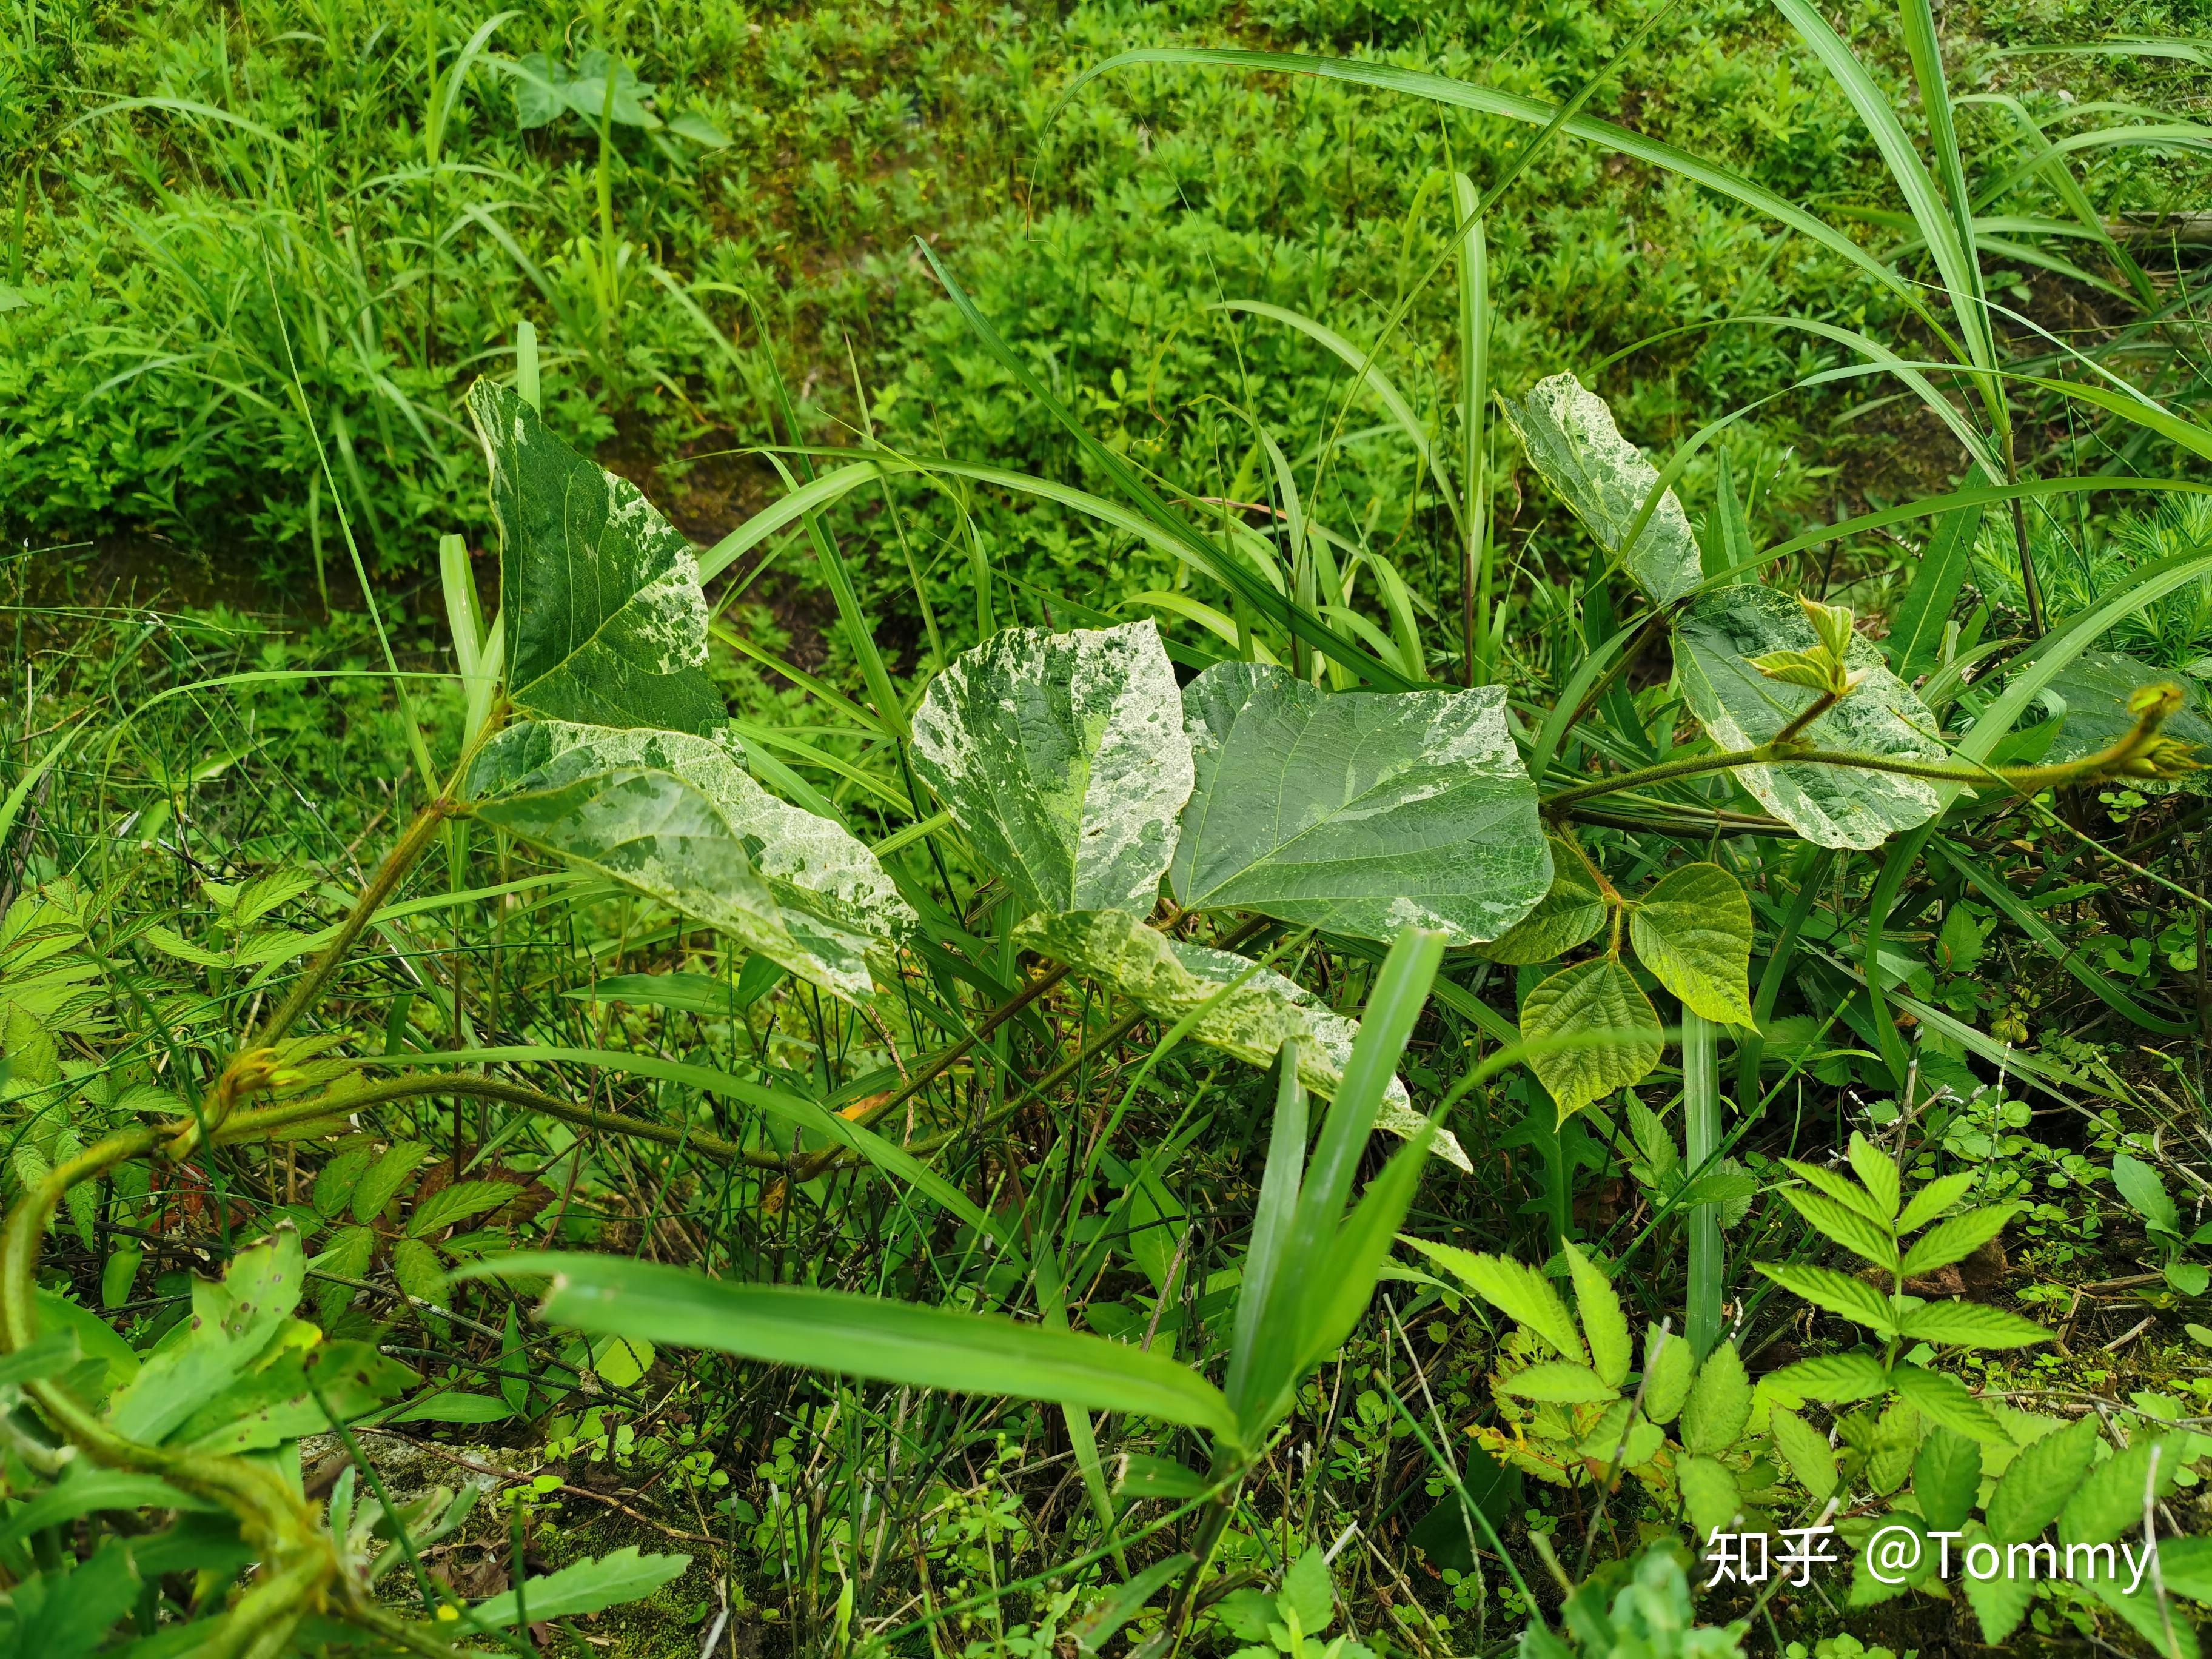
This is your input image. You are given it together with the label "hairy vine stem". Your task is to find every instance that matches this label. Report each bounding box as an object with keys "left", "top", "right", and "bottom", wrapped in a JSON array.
[{"left": 1540, "top": 687, "right": 2193, "bottom": 816}]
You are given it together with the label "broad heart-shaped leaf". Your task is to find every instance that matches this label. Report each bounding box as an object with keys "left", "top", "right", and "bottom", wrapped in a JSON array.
[
  {"left": 1626, "top": 863, "right": 1754, "bottom": 1024},
  {"left": 465, "top": 381, "right": 722, "bottom": 734},
  {"left": 471, "top": 721, "right": 915, "bottom": 1004},
  {"left": 1674, "top": 586, "right": 1947, "bottom": 849},
  {"left": 1011, "top": 910, "right": 1466, "bottom": 1170},
  {"left": 1496, "top": 372, "right": 1702, "bottom": 606},
  {"left": 1474, "top": 837, "right": 1607, "bottom": 964},
  {"left": 2040, "top": 650, "right": 2212, "bottom": 768},
  {"left": 910, "top": 620, "right": 1191, "bottom": 918},
  {"left": 1170, "top": 662, "right": 1549, "bottom": 944},
  {"left": 1518, "top": 957, "right": 1663, "bottom": 1121}
]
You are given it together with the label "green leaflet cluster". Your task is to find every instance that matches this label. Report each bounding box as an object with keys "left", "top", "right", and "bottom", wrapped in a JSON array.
[
  {"left": 1413, "top": 1236, "right": 1783, "bottom": 1543},
  {"left": 913, "top": 618, "right": 1550, "bottom": 1159},
  {"left": 1481, "top": 839, "right": 1757, "bottom": 1120},
  {"left": 1752, "top": 1133, "right": 2049, "bottom": 1438},
  {"left": 458, "top": 381, "right": 913, "bottom": 1005},
  {"left": 1840, "top": 1404, "right": 2212, "bottom": 1649}
]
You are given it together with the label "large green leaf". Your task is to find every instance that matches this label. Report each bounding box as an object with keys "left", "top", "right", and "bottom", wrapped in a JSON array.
[
  {"left": 2038, "top": 651, "right": 2212, "bottom": 767},
  {"left": 910, "top": 620, "right": 1191, "bottom": 917},
  {"left": 1013, "top": 909, "right": 1466, "bottom": 1169},
  {"left": 1627, "top": 863, "right": 1755, "bottom": 1025},
  {"left": 472, "top": 1253, "right": 1241, "bottom": 1443},
  {"left": 464, "top": 380, "right": 722, "bottom": 734},
  {"left": 1674, "top": 586, "right": 1946, "bottom": 848},
  {"left": 471, "top": 722, "right": 914, "bottom": 1003},
  {"left": 1496, "top": 374, "right": 1701, "bottom": 606},
  {"left": 1169, "top": 662, "right": 1549, "bottom": 943},
  {"left": 1518, "top": 957, "right": 1663, "bottom": 1120}
]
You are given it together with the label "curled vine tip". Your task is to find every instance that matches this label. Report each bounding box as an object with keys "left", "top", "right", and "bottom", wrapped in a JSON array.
[{"left": 2107, "top": 682, "right": 2203, "bottom": 782}]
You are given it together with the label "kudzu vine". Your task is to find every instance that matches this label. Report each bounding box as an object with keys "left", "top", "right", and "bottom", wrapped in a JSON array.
[{"left": 0, "top": 360, "right": 2198, "bottom": 1654}]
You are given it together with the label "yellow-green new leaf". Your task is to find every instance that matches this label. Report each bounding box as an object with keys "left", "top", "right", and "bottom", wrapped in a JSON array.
[
  {"left": 1563, "top": 1241, "right": 1631, "bottom": 1389},
  {"left": 1405, "top": 1239, "right": 1582, "bottom": 1362},
  {"left": 1676, "top": 1454, "right": 1745, "bottom": 1535},
  {"left": 1495, "top": 1361, "right": 1618, "bottom": 1403},
  {"left": 470, "top": 1255, "right": 1242, "bottom": 1446},
  {"left": 1640, "top": 1326, "right": 1695, "bottom": 1424},
  {"left": 1846, "top": 1133, "right": 1902, "bottom": 1221},
  {"left": 1769, "top": 1407, "right": 1839, "bottom": 1501},
  {"left": 1680, "top": 1341, "right": 1752, "bottom": 1454},
  {"left": 1627, "top": 863, "right": 1755, "bottom": 1024},
  {"left": 1896, "top": 1170, "right": 1977, "bottom": 1235},
  {"left": 1519, "top": 957, "right": 1663, "bottom": 1122}
]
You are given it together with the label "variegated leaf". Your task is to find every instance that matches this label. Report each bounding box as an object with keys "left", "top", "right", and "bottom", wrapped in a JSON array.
[
  {"left": 911, "top": 621, "right": 1192, "bottom": 918},
  {"left": 466, "top": 380, "right": 723, "bottom": 734},
  {"left": 1497, "top": 372, "right": 1702, "bottom": 605},
  {"left": 1013, "top": 908, "right": 1466, "bottom": 1170},
  {"left": 471, "top": 722, "right": 914, "bottom": 1004},
  {"left": 1674, "top": 586, "right": 1946, "bottom": 848}
]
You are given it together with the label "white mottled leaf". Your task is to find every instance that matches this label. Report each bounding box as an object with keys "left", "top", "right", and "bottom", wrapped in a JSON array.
[
  {"left": 911, "top": 622, "right": 1192, "bottom": 917},
  {"left": 1013, "top": 909, "right": 1467, "bottom": 1170},
  {"left": 1498, "top": 372, "right": 1701, "bottom": 605},
  {"left": 466, "top": 380, "right": 722, "bottom": 734},
  {"left": 471, "top": 722, "right": 914, "bottom": 1003},
  {"left": 1674, "top": 586, "right": 1946, "bottom": 848},
  {"left": 1170, "top": 662, "right": 1549, "bottom": 944}
]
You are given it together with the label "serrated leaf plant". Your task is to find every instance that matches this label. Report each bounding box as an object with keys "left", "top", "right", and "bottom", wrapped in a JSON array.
[
  {"left": 1755, "top": 1133, "right": 2050, "bottom": 1444},
  {"left": 1409, "top": 1238, "right": 1795, "bottom": 1541}
]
